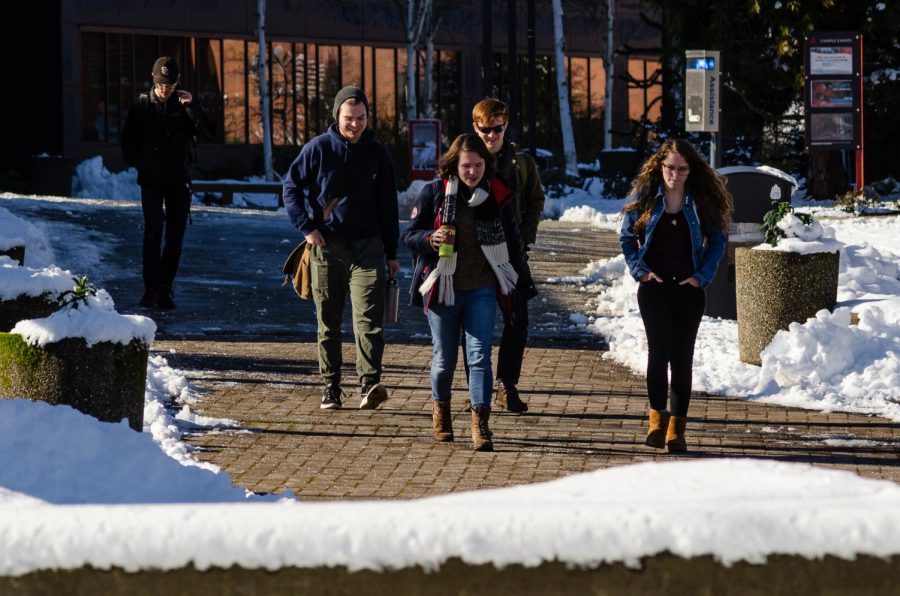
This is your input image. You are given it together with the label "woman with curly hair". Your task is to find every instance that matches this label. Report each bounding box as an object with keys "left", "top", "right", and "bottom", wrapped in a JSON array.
[{"left": 620, "top": 139, "right": 733, "bottom": 453}]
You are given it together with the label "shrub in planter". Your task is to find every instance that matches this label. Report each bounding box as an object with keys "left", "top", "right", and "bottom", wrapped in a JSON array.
[
  {"left": 735, "top": 202, "right": 842, "bottom": 365},
  {"left": 0, "top": 258, "right": 73, "bottom": 331},
  {"left": 0, "top": 277, "right": 156, "bottom": 430}
]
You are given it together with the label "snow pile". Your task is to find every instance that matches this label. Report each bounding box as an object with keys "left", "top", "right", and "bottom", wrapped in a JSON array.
[
  {"left": 144, "top": 354, "right": 240, "bottom": 471},
  {"left": 569, "top": 209, "right": 900, "bottom": 421},
  {"left": 544, "top": 178, "right": 624, "bottom": 229},
  {"left": 755, "top": 302, "right": 900, "bottom": 415},
  {"left": 72, "top": 155, "right": 141, "bottom": 201},
  {"left": 0, "top": 260, "right": 73, "bottom": 301},
  {"left": 0, "top": 205, "right": 55, "bottom": 266},
  {"left": 0, "top": 399, "right": 263, "bottom": 505},
  {"left": 11, "top": 288, "right": 156, "bottom": 347}
]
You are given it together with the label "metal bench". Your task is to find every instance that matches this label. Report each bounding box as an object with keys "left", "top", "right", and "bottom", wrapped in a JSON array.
[{"left": 191, "top": 181, "right": 284, "bottom": 208}]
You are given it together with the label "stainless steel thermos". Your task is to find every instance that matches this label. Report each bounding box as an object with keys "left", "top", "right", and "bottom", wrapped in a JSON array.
[{"left": 385, "top": 276, "right": 400, "bottom": 324}]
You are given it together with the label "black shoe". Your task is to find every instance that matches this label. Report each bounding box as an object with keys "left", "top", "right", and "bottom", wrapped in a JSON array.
[
  {"left": 157, "top": 288, "right": 176, "bottom": 310},
  {"left": 359, "top": 382, "right": 388, "bottom": 409},
  {"left": 320, "top": 385, "right": 344, "bottom": 410},
  {"left": 495, "top": 381, "right": 528, "bottom": 413},
  {"left": 139, "top": 290, "right": 156, "bottom": 308}
]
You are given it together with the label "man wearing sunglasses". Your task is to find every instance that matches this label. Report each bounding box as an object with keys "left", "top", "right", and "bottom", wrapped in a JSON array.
[
  {"left": 472, "top": 98, "right": 544, "bottom": 413},
  {"left": 121, "top": 56, "right": 210, "bottom": 310}
]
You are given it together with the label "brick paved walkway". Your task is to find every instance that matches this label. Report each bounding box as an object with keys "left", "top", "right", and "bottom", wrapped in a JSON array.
[{"left": 155, "top": 221, "right": 899, "bottom": 497}]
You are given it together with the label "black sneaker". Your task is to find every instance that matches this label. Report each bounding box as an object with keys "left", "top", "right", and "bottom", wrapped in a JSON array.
[
  {"left": 157, "top": 288, "right": 176, "bottom": 310},
  {"left": 320, "top": 385, "right": 344, "bottom": 410},
  {"left": 359, "top": 382, "right": 388, "bottom": 409},
  {"left": 139, "top": 290, "right": 156, "bottom": 308}
]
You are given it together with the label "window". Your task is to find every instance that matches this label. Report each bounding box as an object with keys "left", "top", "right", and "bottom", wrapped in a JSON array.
[
  {"left": 247, "top": 41, "right": 262, "bottom": 144},
  {"left": 628, "top": 58, "right": 662, "bottom": 125},
  {"left": 569, "top": 57, "right": 589, "bottom": 156},
  {"left": 79, "top": 32, "right": 464, "bottom": 159},
  {"left": 197, "top": 38, "right": 224, "bottom": 143},
  {"left": 374, "top": 48, "right": 397, "bottom": 144},
  {"left": 81, "top": 32, "right": 106, "bottom": 142},
  {"left": 318, "top": 45, "right": 340, "bottom": 133},
  {"left": 223, "top": 39, "right": 247, "bottom": 144},
  {"left": 270, "top": 42, "right": 295, "bottom": 145}
]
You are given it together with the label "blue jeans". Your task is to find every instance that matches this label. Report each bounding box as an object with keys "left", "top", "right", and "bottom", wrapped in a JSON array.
[{"left": 425, "top": 285, "right": 497, "bottom": 408}]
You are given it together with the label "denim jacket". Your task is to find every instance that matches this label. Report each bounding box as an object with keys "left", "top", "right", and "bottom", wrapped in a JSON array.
[{"left": 619, "top": 186, "right": 727, "bottom": 287}]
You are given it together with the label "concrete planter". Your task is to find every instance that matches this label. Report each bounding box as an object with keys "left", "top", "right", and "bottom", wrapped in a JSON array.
[
  {"left": 0, "top": 333, "right": 148, "bottom": 430},
  {"left": 0, "top": 294, "right": 59, "bottom": 332},
  {"left": 735, "top": 247, "right": 840, "bottom": 365}
]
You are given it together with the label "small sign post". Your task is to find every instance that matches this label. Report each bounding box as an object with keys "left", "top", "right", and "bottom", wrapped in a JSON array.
[{"left": 408, "top": 119, "right": 442, "bottom": 182}]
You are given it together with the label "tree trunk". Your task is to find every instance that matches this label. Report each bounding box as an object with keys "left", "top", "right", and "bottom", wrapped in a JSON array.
[
  {"left": 424, "top": 31, "right": 435, "bottom": 118},
  {"left": 256, "top": 0, "right": 274, "bottom": 181},
  {"left": 551, "top": 0, "right": 578, "bottom": 177},
  {"left": 405, "top": 0, "right": 430, "bottom": 122},
  {"left": 807, "top": 150, "right": 849, "bottom": 199},
  {"left": 603, "top": 0, "right": 615, "bottom": 150}
]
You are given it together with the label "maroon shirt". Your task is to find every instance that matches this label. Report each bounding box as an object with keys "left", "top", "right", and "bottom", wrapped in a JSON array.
[{"left": 643, "top": 211, "right": 695, "bottom": 282}]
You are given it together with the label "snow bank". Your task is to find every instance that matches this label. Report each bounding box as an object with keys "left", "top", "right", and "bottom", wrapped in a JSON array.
[
  {"left": 11, "top": 288, "right": 156, "bottom": 347},
  {"left": 0, "top": 459, "right": 898, "bottom": 575}
]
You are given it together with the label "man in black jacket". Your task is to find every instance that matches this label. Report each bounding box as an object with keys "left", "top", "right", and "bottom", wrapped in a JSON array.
[
  {"left": 121, "top": 56, "right": 208, "bottom": 309},
  {"left": 472, "top": 98, "right": 545, "bottom": 413},
  {"left": 283, "top": 86, "right": 400, "bottom": 410}
]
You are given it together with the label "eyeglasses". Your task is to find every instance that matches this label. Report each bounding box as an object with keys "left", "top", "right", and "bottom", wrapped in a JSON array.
[
  {"left": 662, "top": 163, "right": 690, "bottom": 175},
  {"left": 476, "top": 124, "right": 506, "bottom": 135}
]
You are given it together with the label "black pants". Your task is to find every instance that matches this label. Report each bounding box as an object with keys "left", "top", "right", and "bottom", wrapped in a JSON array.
[
  {"left": 636, "top": 280, "right": 705, "bottom": 417},
  {"left": 141, "top": 184, "right": 191, "bottom": 291},
  {"left": 496, "top": 293, "right": 529, "bottom": 385}
]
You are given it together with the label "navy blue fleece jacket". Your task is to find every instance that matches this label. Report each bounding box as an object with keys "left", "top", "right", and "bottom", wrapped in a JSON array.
[{"left": 282, "top": 125, "right": 399, "bottom": 259}]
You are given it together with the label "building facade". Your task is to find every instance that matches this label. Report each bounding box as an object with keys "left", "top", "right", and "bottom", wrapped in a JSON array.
[{"left": 65, "top": 0, "right": 661, "bottom": 180}]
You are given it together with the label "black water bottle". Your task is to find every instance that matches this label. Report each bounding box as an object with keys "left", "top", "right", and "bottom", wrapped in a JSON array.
[{"left": 385, "top": 276, "right": 400, "bottom": 324}]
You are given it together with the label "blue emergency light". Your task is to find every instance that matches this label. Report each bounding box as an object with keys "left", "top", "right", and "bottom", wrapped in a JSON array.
[{"left": 687, "top": 57, "right": 716, "bottom": 70}]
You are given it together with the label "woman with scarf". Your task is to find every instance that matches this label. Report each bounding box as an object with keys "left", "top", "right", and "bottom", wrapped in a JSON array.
[
  {"left": 620, "top": 138, "right": 732, "bottom": 453},
  {"left": 404, "top": 134, "right": 535, "bottom": 451}
]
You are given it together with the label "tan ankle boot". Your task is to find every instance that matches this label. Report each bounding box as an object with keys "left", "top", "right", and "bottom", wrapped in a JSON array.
[
  {"left": 471, "top": 406, "right": 493, "bottom": 452},
  {"left": 666, "top": 416, "right": 688, "bottom": 453},
  {"left": 645, "top": 409, "right": 670, "bottom": 449},
  {"left": 432, "top": 401, "right": 454, "bottom": 442}
]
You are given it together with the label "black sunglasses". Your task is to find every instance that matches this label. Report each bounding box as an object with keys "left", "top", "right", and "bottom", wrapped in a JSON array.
[{"left": 477, "top": 124, "right": 506, "bottom": 134}]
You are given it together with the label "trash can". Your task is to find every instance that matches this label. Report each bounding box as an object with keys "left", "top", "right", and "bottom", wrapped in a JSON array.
[
  {"left": 705, "top": 166, "right": 797, "bottom": 319},
  {"left": 30, "top": 155, "right": 74, "bottom": 197}
]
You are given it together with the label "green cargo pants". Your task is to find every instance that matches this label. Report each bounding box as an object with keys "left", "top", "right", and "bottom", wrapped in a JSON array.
[{"left": 311, "top": 235, "right": 386, "bottom": 387}]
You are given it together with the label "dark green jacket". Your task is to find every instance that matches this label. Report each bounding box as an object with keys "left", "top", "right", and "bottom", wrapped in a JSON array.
[{"left": 495, "top": 140, "right": 545, "bottom": 249}]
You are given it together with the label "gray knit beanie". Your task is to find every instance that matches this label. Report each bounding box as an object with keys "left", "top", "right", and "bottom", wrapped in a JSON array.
[{"left": 332, "top": 86, "right": 369, "bottom": 121}]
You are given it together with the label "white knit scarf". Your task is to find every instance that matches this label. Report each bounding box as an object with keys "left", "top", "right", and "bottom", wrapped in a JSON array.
[{"left": 419, "top": 176, "right": 518, "bottom": 305}]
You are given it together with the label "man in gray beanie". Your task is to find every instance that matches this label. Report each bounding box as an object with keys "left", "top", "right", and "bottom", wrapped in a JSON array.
[{"left": 283, "top": 85, "right": 399, "bottom": 411}]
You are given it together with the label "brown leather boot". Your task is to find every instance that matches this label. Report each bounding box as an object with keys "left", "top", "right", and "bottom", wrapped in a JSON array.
[
  {"left": 495, "top": 381, "right": 528, "bottom": 413},
  {"left": 432, "top": 401, "right": 454, "bottom": 442},
  {"left": 645, "top": 409, "right": 671, "bottom": 449},
  {"left": 471, "top": 406, "right": 494, "bottom": 452},
  {"left": 666, "top": 416, "right": 688, "bottom": 453}
]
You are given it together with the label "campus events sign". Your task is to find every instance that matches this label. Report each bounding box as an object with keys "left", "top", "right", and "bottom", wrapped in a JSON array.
[{"left": 804, "top": 32, "right": 862, "bottom": 150}]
